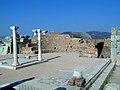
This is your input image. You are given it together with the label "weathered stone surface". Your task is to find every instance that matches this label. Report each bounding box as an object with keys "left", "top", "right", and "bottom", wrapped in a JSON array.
[
  {"left": 112, "top": 28, "right": 117, "bottom": 35},
  {"left": 68, "top": 78, "right": 75, "bottom": 86},
  {"left": 116, "top": 36, "right": 120, "bottom": 42},
  {"left": 95, "top": 39, "right": 111, "bottom": 58},
  {"left": 111, "top": 35, "right": 117, "bottom": 42},
  {"left": 111, "top": 42, "right": 117, "bottom": 48},
  {"left": 100, "top": 46, "right": 110, "bottom": 58},
  {"left": 117, "top": 29, "right": 120, "bottom": 35},
  {"left": 28, "top": 32, "right": 97, "bottom": 58},
  {"left": 21, "top": 47, "right": 34, "bottom": 54},
  {"left": 31, "top": 35, "right": 38, "bottom": 43},
  {"left": 117, "top": 42, "right": 120, "bottom": 51},
  {"left": 112, "top": 28, "right": 120, "bottom": 35},
  {"left": 111, "top": 27, "right": 120, "bottom": 64},
  {"left": 116, "top": 53, "right": 120, "bottom": 65},
  {"left": 111, "top": 48, "right": 117, "bottom": 53},
  {"left": 0, "top": 46, "right": 8, "bottom": 55},
  {"left": 103, "top": 83, "right": 120, "bottom": 90}
]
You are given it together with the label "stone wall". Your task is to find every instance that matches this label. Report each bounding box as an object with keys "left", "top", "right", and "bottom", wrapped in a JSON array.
[
  {"left": 20, "top": 43, "right": 38, "bottom": 54},
  {"left": 95, "top": 39, "right": 111, "bottom": 58},
  {"left": 95, "top": 39, "right": 111, "bottom": 47},
  {"left": 0, "top": 46, "right": 8, "bottom": 55},
  {"left": 111, "top": 28, "right": 120, "bottom": 65},
  {"left": 28, "top": 32, "right": 97, "bottom": 58},
  {"left": 20, "top": 32, "right": 97, "bottom": 58}
]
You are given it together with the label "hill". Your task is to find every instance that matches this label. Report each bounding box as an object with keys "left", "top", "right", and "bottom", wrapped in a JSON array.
[
  {"left": 86, "top": 31, "right": 111, "bottom": 39},
  {"left": 62, "top": 31, "right": 111, "bottom": 39},
  {"left": 61, "top": 32, "right": 93, "bottom": 40}
]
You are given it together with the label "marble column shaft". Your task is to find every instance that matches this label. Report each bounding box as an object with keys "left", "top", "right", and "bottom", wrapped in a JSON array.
[
  {"left": 10, "top": 26, "right": 19, "bottom": 66},
  {"left": 37, "top": 29, "right": 42, "bottom": 61}
]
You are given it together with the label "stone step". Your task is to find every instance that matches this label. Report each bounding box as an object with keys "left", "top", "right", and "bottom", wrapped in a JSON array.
[
  {"left": 89, "top": 63, "right": 115, "bottom": 90},
  {"left": 81, "top": 59, "right": 111, "bottom": 90}
]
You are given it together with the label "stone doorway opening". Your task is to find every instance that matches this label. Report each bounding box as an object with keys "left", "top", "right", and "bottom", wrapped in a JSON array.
[{"left": 95, "top": 42, "right": 104, "bottom": 58}]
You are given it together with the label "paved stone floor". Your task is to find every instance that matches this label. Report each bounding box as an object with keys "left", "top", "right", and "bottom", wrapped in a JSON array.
[
  {"left": 0, "top": 53, "right": 107, "bottom": 86},
  {"left": 109, "top": 66, "right": 120, "bottom": 85}
]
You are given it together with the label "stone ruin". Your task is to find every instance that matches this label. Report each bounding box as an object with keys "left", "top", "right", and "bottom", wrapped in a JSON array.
[
  {"left": 2, "top": 26, "right": 115, "bottom": 59},
  {"left": 20, "top": 32, "right": 98, "bottom": 58},
  {"left": 111, "top": 27, "right": 120, "bottom": 65},
  {"left": 1, "top": 29, "right": 113, "bottom": 58},
  {"left": 0, "top": 33, "right": 31, "bottom": 55},
  {"left": 95, "top": 39, "right": 111, "bottom": 58}
]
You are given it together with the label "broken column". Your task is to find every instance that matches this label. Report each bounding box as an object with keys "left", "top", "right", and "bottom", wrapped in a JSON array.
[
  {"left": 10, "top": 26, "right": 19, "bottom": 66},
  {"left": 32, "top": 29, "right": 37, "bottom": 36},
  {"left": 42, "top": 30, "right": 48, "bottom": 35},
  {"left": 37, "top": 29, "right": 42, "bottom": 61}
]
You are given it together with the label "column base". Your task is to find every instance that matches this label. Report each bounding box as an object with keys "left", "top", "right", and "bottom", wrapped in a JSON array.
[
  {"left": 38, "top": 58, "right": 44, "bottom": 61},
  {"left": 12, "top": 63, "right": 20, "bottom": 67}
]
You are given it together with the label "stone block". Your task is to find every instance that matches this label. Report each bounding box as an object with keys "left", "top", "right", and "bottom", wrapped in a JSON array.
[
  {"left": 116, "top": 36, "right": 120, "bottom": 42},
  {"left": 111, "top": 42, "right": 117, "bottom": 48},
  {"left": 21, "top": 47, "right": 34, "bottom": 54},
  {"left": 112, "top": 28, "right": 118, "bottom": 35},
  {"left": 25, "top": 56, "right": 31, "bottom": 59},
  {"left": 0, "top": 61, "right": 7, "bottom": 65},
  {"left": 50, "top": 32, "right": 60, "bottom": 36},
  {"left": 75, "top": 77, "right": 86, "bottom": 87},
  {"left": 111, "top": 48, "right": 117, "bottom": 53},
  {"left": 103, "top": 83, "right": 120, "bottom": 90},
  {"left": 111, "top": 35, "right": 116, "bottom": 42},
  {"left": 67, "top": 78, "right": 75, "bottom": 86},
  {"left": 0, "top": 46, "right": 8, "bottom": 55},
  {"left": 112, "top": 28, "right": 120, "bottom": 35},
  {"left": 111, "top": 53, "right": 117, "bottom": 63},
  {"left": 117, "top": 29, "right": 120, "bottom": 35},
  {"left": 117, "top": 42, "right": 120, "bottom": 51},
  {"left": 116, "top": 53, "right": 120, "bottom": 65}
]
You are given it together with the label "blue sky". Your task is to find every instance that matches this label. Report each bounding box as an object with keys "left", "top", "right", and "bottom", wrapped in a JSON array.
[{"left": 0, "top": 0, "right": 120, "bottom": 36}]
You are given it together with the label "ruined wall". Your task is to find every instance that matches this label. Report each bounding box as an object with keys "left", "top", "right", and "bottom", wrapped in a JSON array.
[
  {"left": 95, "top": 39, "right": 111, "bottom": 58},
  {"left": 20, "top": 43, "right": 38, "bottom": 54},
  {"left": 42, "top": 34, "right": 71, "bottom": 52},
  {"left": 111, "top": 28, "right": 120, "bottom": 65},
  {"left": 0, "top": 46, "right": 8, "bottom": 55},
  {"left": 37, "top": 32, "right": 96, "bottom": 57},
  {"left": 21, "top": 32, "right": 97, "bottom": 58},
  {"left": 95, "top": 39, "right": 111, "bottom": 47}
]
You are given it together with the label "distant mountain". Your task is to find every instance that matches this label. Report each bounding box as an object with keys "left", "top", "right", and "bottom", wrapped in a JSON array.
[
  {"left": 62, "top": 31, "right": 111, "bottom": 39},
  {"left": 0, "top": 36, "right": 5, "bottom": 43},
  {"left": 86, "top": 31, "right": 111, "bottom": 39},
  {"left": 0, "top": 36, "right": 5, "bottom": 40},
  {"left": 0, "top": 36, "right": 5, "bottom": 38},
  {"left": 61, "top": 32, "right": 72, "bottom": 35},
  {"left": 61, "top": 32, "right": 93, "bottom": 40}
]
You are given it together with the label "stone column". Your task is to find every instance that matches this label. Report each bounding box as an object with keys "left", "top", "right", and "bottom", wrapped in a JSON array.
[
  {"left": 10, "top": 26, "right": 19, "bottom": 66},
  {"left": 37, "top": 29, "right": 42, "bottom": 61},
  {"left": 32, "top": 30, "right": 37, "bottom": 36},
  {"left": 42, "top": 30, "right": 48, "bottom": 35}
]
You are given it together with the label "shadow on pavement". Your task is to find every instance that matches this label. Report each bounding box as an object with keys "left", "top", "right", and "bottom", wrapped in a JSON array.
[
  {"left": 47, "top": 56, "right": 61, "bottom": 61},
  {"left": 0, "top": 77, "right": 35, "bottom": 90}
]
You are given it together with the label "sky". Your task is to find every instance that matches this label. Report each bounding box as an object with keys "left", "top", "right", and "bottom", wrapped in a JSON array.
[{"left": 0, "top": 0, "right": 120, "bottom": 36}]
